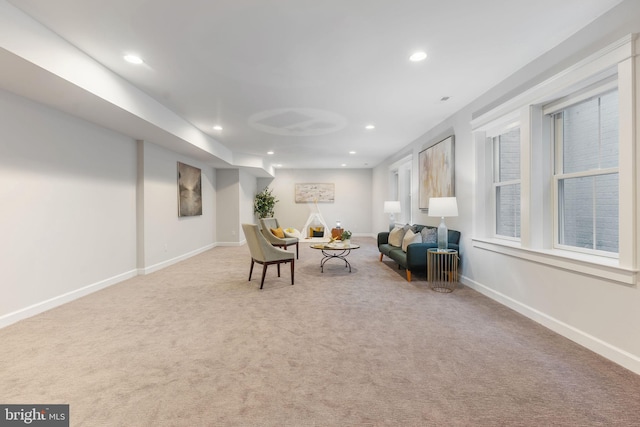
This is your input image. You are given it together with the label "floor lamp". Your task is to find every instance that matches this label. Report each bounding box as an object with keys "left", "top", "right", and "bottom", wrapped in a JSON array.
[
  {"left": 428, "top": 197, "right": 458, "bottom": 251},
  {"left": 384, "top": 201, "right": 401, "bottom": 230}
]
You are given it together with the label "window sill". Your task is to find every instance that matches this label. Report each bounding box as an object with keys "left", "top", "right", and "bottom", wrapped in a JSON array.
[{"left": 471, "top": 237, "right": 637, "bottom": 286}]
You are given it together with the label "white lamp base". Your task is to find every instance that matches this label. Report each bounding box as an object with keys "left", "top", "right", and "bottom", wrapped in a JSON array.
[{"left": 437, "top": 216, "right": 448, "bottom": 251}]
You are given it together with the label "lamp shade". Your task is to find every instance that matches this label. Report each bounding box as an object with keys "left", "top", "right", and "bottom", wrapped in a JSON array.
[
  {"left": 383, "top": 201, "right": 401, "bottom": 214},
  {"left": 428, "top": 197, "right": 458, "bottom": 217}
]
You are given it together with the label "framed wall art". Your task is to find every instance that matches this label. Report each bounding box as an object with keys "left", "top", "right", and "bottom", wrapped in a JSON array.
[
  {"left": 177, "top": 162, "right": 202, "bottom": 217},
  {"left": 419, "top": 136, "right": 455, "bottom": 210},
  {"left": 295, "top": 183, "right": 335, "bottom": 203}
]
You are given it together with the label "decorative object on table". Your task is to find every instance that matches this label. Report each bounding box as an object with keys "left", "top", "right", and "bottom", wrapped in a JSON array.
[
  {"left": 419, "top": 135, "right": 455, "bottom": 210},
  {"left": 259, "top": 218, "right": 299, "bottom": 259},
  {"left": 383, "top": 201, "right": 401, "bottom": 229},
  {"left": 242, "top": 223, "right": 294, "bottom": 289},
  {"left": 254, "top": 187, "right": 278, "bottom": 219},
  {"left": 295, "top": 183, "right": 335, "bottom": 203},
  {"left": 427, "top": 248, "right": 459, "bottom": 292},
  {"left": 177, "top": 162, "right": 202, "bottom": 217},
  {"left": 331, "top": 228, "right": 343, "bottom": 240},
  {"left": 340, "top": 229, "right": 352, "bottom": 245},
  {"left": 428, "top": 197, "right": 458, "bottom": 251}
]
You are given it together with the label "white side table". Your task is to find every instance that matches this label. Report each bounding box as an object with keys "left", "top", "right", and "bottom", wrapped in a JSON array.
[{"left": 427, "top": 249, "right": 459, "bottom": 293}]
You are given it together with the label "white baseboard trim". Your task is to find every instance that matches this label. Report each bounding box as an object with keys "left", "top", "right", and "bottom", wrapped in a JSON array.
[
  {"left": 460, "top": 275, "right": 640, "bottom": 375},
  {"left": 216, "top": 240, "right": 245, "bottom": 247},
  {"left": 1, "top": 243, "right": 223, "bottom": 330},
  {"left": 139, "top": 243, "right": 216, "bottom": 275},
  {"left": 0, "top": 269, "right": 138, "bottom": 329}
]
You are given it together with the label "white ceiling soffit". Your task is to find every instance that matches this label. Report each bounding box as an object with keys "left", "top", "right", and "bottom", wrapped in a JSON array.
[{"left": 1, "top": 0, "right": 626, "bottom": 172}]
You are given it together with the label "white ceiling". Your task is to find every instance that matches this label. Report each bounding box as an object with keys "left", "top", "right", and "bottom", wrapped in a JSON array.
[{"left": 3, "top": 0, "right": 624, "bottom": 171}]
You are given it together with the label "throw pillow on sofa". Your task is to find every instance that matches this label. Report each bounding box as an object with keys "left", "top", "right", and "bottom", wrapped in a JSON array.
[
  {"left": 421, "top": 227, "right": 438, "bottom": 243},
  {"left": 389, "top": 224, "right": 411, "bottom": 247},
  {"left": 402, "top": 229, "right": 422, "bottom": 252}
]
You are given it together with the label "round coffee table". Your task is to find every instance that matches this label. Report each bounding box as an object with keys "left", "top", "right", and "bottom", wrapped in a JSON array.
[{"left": 311, "top": 243, "right": 360, "bottom": 272}]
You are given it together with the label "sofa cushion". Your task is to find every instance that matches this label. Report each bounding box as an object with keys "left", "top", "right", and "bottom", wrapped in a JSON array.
[
  {"left": 378, "top": 243, "right": 396, "bottom": 257},
  {"left": 402, "top": 229, "right": 422, "bottom": 252},
  {"left": 387, "top": 247, "right": 408, "bottom": 268},
  {"left": 421, "top": 227, "right": 437, "bottom": 243}
]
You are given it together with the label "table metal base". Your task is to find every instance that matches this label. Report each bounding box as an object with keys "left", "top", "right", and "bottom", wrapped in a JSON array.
[{"left": 320, "top": 248, "right": 354, "bottom": 273}]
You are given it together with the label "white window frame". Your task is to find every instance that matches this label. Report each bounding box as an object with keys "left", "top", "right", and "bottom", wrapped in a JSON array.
[
  {"left": 389, "top": 155, "right": 412, "bottom": 225},
  {"left": 470, "top": 34, "right": 638, "bottom": 285},
  {"left": 491, "top": 124, "right": 521, "bottom": 241},
  {"left": 546, "top": 86, "right": 620, "bottom": 258}
]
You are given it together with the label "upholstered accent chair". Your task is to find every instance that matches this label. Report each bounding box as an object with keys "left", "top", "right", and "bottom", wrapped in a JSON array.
[
  {"left": 259, "top": 217, "right": 299, "bottom": 259},
  {"left": 242, "top": 223, "right": 295, "bottom": 289}
]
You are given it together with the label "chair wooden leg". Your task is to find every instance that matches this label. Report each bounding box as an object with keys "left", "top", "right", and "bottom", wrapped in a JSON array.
[
  {"left": 277, "top": 263, "right": 281, "bottom": 277},
  {"left": 379, "top": 253, "right": 383, "bottom": 261},
  {"left": 260, "top": 264, "right": 268, "bottom": 289},
  {"left": 290, "top": 259, "right": 295, "bottom": 285},
  {"left": 295, "top": 242, "right": 299, "bottom": 259},
  {"left": 406, "top": 270, "right": 412, "bottom": 282},
  {"left": 249, "top": 259, "right": 255, "bottom": 281}
]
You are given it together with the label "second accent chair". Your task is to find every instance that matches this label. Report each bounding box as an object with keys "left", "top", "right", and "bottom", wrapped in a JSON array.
[
  {"left": 242, "top": 223, "right": 295, "bottom": 289},
  {"left": 259, "top": 218, "right": 299, "bottom": 259}
]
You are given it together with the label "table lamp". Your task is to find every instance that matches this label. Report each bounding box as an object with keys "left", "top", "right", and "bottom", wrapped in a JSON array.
[
  {"left": 428, "top": 197, "right": 458, "bottom": 251},
  {"left": 384, "top": 201, "right": 401, "bottom": 229}
]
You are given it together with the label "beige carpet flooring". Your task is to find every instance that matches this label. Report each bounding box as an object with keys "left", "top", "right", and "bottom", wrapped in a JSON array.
[{"left": 2, "top": 238, "right": 640, "bottom": 426}]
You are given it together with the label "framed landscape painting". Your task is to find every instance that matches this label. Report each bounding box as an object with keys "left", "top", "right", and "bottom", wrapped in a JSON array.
[
  {"left": 419, "top": 136, "right": 455, "bottom": 210},
  {"left": 295, "top": 183, "right": 335, "bottom": 203}
]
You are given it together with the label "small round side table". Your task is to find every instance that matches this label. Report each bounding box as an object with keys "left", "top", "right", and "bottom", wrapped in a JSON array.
[{"left": 427, "top": 249, "right": 459, "bottom": 293}]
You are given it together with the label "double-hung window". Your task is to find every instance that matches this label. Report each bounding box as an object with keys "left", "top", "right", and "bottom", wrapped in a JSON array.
[
  {"left": 472, "top": 35, "right": 635, "bottom": 284},
  {"left": 493, "top": 127, "right": 521, "bottom": 239},
  {"left": 550, "top": 90, "right": 619, "bottom": 255}
]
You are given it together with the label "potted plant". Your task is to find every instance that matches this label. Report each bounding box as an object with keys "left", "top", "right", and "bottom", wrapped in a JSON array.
[
  {"left": 341, "top": 229, "right": 352, "bottom": 245},
  {"left": 254, "top": 187, "right": 278, "bottom": 219}
]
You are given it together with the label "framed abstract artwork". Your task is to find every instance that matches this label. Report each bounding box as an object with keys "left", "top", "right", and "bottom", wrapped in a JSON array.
[
  {"left": 419, "top": 136, "right": 455, "bottom": 210},
  {"left": 294, "top": 183, "right": 335, "bottom": 203},
  {"left": 177, "top": 162, "right": 202, "bottom": 217}
]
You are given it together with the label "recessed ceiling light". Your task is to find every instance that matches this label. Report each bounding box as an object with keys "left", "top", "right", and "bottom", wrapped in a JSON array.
[
  {"left": 341, "top": 163, "right": 347, "bottom": 167},
  {"left": 267, "top": 151, "right": 274, "bottom": 155},
  {"left": 124, "top": 54, "right": 143, "bottom": 64},
  {"left": 274, "top": 164, "right": 282, "bottom": 168},
  {"left": 212, "top": 125, "right": 223, "bottom": 131},
  {"left": 365, "top": 125, "right": 375, "bottom": 130},
  {"left": 349, "top": 151, "right": 356, "bottom": 155},
  {"left": 409, "top": 51, "right": 427, "bottom": 62}
]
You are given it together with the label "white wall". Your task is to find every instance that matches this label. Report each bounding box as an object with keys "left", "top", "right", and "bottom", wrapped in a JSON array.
[
  {"left": 141, "top": 141, "right": 215, "bottom": 272},
  {"left": 239, "top": 169, "right": 257, "bottom": 237},
  {"left": 373, "top": 0, "right": 640, "bottom": 373},
  {"left": 0, "top": 89, "right": 220, "bottom": 325},
  {"left": 0, "top": 89, "right": 137, "bottom": 324},
  {"left": 216, "top": 169, "right": 241, "bottom": 244},
  {"left": 266, "top": 168, "right": 373, "bottom": 235}
]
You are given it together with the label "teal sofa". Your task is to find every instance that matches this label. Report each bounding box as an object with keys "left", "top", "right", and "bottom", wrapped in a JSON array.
[{"left": 378, "top": 224, "right": 460, "bottom": 281}]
